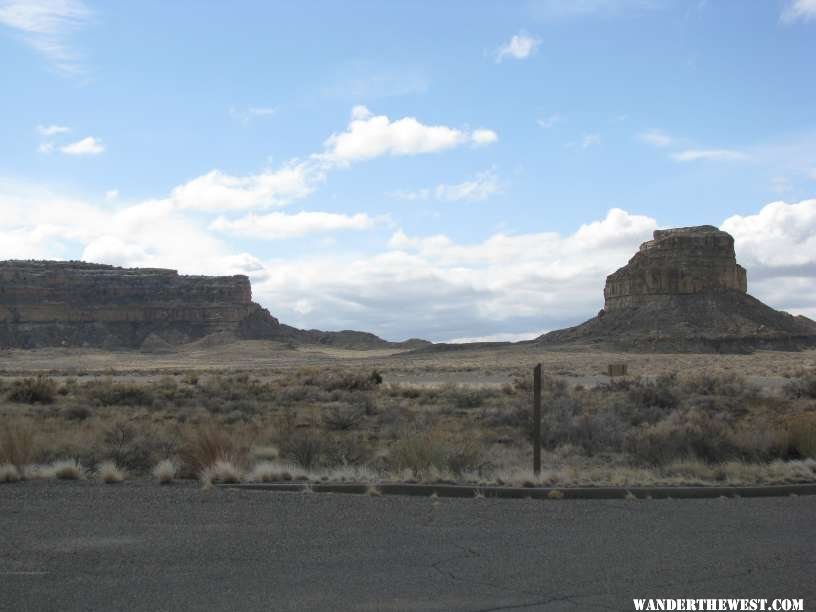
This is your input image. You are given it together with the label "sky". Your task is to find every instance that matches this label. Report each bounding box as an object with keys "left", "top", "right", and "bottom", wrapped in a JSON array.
[{"left": 1, "top": 0, "right": 815, "bottom": 342}]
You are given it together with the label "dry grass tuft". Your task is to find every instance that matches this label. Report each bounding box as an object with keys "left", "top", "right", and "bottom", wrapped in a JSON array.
[
  {"left": 366, "top": 484, "right": 382, "bottom": 497},
  {"left": 152, "top": 459, "right": 178, "bottom": 484},
  {"left": 52, "top": 459, "right": 85, "bottom": 480},
  {"left": 547, "top": 489, "right": 565, "bottom": 500},
  {"left": 0, "top": 463, "right": 21, "bottom": 483},
  {"left": 179, "top": 426, "right": 240, "bottom": 475},
  {"left": 0, "top": 420, "right": 36, "bottom": 469},
  {"left": 23, "top": 465, "right": 56, "bottom": 480},
  {"left": 200, "top": 458, "right": 243, "bottom": 485},
  {"left": 96, "top": 460, "right": 125, "bottom": 483}
]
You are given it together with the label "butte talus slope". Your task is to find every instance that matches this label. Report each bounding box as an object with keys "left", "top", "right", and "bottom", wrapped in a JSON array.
[
  {"left": 0, "top": 261, "right": 427, "bottom": 351},
  {"left": 537, "top": 225, "right": 816, "bottom": 353}
]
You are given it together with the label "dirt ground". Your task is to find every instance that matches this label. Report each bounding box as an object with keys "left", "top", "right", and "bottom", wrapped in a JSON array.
[{"left": 1, "top": 339, "right": 814, "bottom": 387}]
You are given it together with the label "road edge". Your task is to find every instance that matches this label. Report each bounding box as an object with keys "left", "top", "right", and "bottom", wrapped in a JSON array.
[{"left": 218, "top": 481, "right": 816, "bottom": 500}]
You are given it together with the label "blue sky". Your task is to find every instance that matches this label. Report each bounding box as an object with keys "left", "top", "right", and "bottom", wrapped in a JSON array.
[{"left": 1, "top": 0, "right": 815, "bottom": 342}]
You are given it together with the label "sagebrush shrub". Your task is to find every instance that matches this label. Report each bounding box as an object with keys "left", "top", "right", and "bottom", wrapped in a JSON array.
[
  {"left": 783, "top": 375, "right": 816, "bottom": 400},
  {"left": 322, "top": 403, "right": 364, "bottom": 431},
  {"left": 7, "top": 376, "right": 57, "bottom": 404},
  {"left": 282, "top": 430, "right": 323, "bottom": 469},
  {"left": 624, "top": 411, "right": 739, "bottom": 465}
]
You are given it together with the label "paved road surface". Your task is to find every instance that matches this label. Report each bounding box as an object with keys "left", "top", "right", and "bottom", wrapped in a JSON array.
[{"left": 1, "top": 481, "right": 813, "bottom": 611}]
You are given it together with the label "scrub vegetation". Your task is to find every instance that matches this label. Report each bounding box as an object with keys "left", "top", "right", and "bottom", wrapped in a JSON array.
[{"left": 1, "top": 347, "right": 815, "bottom": 487}]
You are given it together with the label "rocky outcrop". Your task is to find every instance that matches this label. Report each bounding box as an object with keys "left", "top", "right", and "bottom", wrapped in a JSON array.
[
  {"left": 603, "top": 226, "right": 747, "bottom": 310},
  {"left": 0, "top": 261, "right": 280, "bottom": 348},
  {"left": 537, "top": 226, "right": 816, "bottom": 353}
]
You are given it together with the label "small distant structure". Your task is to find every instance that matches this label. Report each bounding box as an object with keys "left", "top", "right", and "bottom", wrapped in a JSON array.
[{"left": 607, "top": 363, "right": 628, "bottom": 377}]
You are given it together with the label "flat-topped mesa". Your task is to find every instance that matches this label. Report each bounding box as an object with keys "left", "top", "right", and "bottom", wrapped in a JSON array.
[
  {"left": 603, "top": 225, "right": 747, "bottom": 311},
  {"left": 0, "top": 260, "right": 280, "bottom": 349}
]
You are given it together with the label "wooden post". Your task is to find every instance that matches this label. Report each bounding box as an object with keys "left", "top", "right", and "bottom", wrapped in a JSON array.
[{"left": 533, "top": 363, "right": 542, "bottom": 476}]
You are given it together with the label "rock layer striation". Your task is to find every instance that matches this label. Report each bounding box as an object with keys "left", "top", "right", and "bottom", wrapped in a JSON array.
[
  {"left": 603, "top": 226, "right": 747, "bottom": 310},
  {"left": 0, "top": 261, "right": 280, "bottom": 349},
  {"left": 537, "top": 226, "right": 816, "bottom": 352}
]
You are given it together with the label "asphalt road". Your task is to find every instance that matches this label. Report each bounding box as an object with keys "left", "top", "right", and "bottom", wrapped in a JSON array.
[{"left": 1, "top": 481, "right": 814, "bottom": 611}]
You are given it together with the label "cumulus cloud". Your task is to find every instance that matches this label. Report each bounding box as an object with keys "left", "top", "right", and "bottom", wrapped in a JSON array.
[
  {"left": 60, "top": 136, "right": 104, "bottom": 155},
  {"left": 723, "top": 199, "right": 816, "bottom": 317},
  {"left": 170, "top": 164, "right": 318, "bottom": 212},
  {"left": 172, "top": 107, "right": 495, "bottom": 212},
  {"left": 0, "top": 0, "right": 92, "bottom": 76},
  {"left": 254, "top": 208, "right": 657, "bottom": 340},
  {"left": 781, "top": 0, "right": 816, "bottom": 23},
  {"left": 319, "top": 106, "right": 496, "bottom": 165},
  {"left": 209, "top": 211, "right": 376, "bottom": 239},
  {"left": 495, "top": 32, "right": 540, "bottom": 62},
  {"left": 36, "top": 123, "right": 70, "bottom": 136},
  {"left": 638, "top": 129, "right": 673, "bottom": 147},
  {"left": 0, "top": 181, "right": 248, "bottom": 276},
  {"left": 671, "top": 148, "right": 748, "bottom": 162},
  {"left": 4, "top": 174, "right": 816, "bottom": 340}
]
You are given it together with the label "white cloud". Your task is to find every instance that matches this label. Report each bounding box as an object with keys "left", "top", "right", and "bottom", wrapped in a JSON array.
[
  {"left": 104, "top": 189, "right": 118, "bottom": 201},
  {"left": 171, "top": 164, "right": 318, "bottom": 212},
  {"left": 37, "top": 142, "right": 55, "bottom": 154},
  {"left": 0, "top": 0, "right": 92, "bottom": 76},
  {"left": 671, "top": 148, "right": 748, "bottom": 162},
  {"left": 496, "top": 32, "right": 540, "bottom": 62},
  {"left": 209, "top": 211, "right": 376, "bottom": 240},
  {"left": 722, "top": 199, "right": 816, "bottom": 315},
  {"left": 781, "top": 0, "right": 816, "bottom": 23},
  {"left": 4, "top": 173, "right": 816, "bottom": 341},
  {"left": 320, "top": 106, "right": 495, "bottom": 165},
  {"left": 471, "top": 128, "right": 498, "bottom": 146},
  {"left": 434, "top": 169, "right": 501, "bottom": 202},
  {"left": 255, "top": 208, "right": 657, "bottom": 340},
  {"left": 447, "top": 330, "right": 547, "bottom": 344},
  {"left": 389, "top": 170, "right": 501, "bottom": 203},
  {"left": 36, "top": 123, "right": 70, "bottom": 136},
  {"left": 638, "top": 129, "right": 673, "bottom": 147},
  {"left": 60, "top": 136, "right": 104, "bottom": 155},
  {"left": 537, "top": 114, "right": 562, "bottom": 129}
]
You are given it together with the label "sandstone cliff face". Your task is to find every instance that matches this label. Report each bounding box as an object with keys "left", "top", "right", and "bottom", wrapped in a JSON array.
[
  {"left": 537, "top": 225, "right": 816, "bottom": 353},
  {"left": 604, "top": 226, "right": 747, "bottom": 311},
  {"left": 0, "top": 261, "right": 280, "bottom": 348}
]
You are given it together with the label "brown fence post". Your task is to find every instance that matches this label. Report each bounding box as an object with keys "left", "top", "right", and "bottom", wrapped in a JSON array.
[{"left": 533, "top": 363, "right": 542, "bottom": 476}]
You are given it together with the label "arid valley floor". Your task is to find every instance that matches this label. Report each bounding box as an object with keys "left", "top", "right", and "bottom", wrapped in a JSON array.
[{"left": 2, "top": 340, "right": 815, "bottom": 489}]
